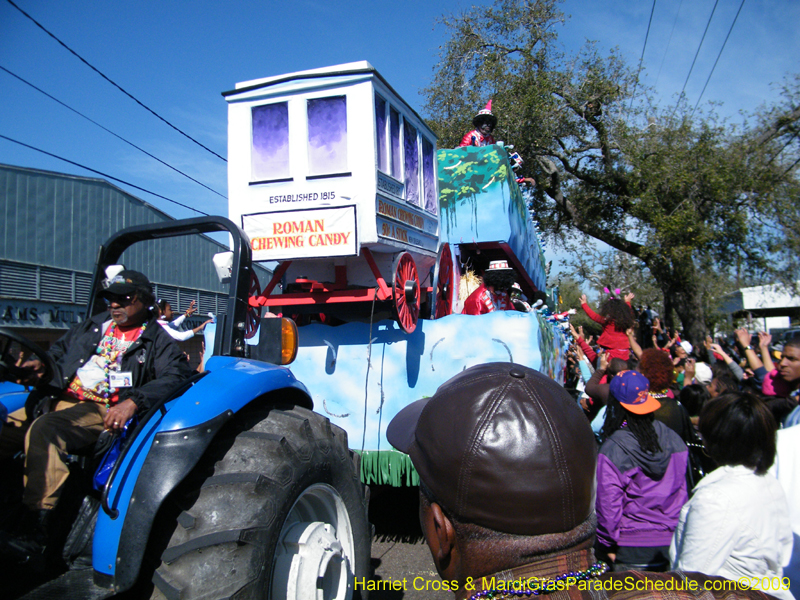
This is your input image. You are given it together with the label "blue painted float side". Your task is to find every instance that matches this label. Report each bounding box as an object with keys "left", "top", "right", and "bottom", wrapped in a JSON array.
[
  {"left": 289, "top": 310, "right": 567, "bottom": 455},
  {"left": 437, "top": 145, "right": 547, "bottom": 291}
]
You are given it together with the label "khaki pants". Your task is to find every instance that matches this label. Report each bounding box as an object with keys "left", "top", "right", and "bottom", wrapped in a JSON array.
[
  {"left": 0, "top": 406, "right": 29, "bottom": 461},
  {"left": 1, "top": 398, "right": 106, "bottom": 510}
]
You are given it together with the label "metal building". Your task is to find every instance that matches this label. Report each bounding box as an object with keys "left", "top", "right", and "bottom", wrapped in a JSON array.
[{"left": 0, "top": 163, "right": 266, "bottom": 360}]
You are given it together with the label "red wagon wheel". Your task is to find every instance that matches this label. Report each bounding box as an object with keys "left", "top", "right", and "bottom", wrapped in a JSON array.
[
  {"left": 433, "top": 243, "right": 455, "bottom": 319},
  {"left": 245, "top": 271, "right": 262, "bottom": 340},
  {"left": 392, "top": 252, "right": 420, "bottom": 333}
]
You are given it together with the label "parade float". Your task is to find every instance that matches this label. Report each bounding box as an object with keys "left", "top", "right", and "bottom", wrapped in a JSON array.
[{"left": 223, "top": 61, "right": 567, "bottom": 485}]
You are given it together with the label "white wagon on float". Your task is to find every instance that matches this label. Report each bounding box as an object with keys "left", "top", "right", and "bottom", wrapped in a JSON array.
[{"left": 224, "top": 61, "right": 454, "bottom": 334}]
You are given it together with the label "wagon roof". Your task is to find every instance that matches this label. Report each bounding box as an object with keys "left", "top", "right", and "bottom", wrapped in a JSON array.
[{"left": 222, "top": 61, "right": 435, "bottom": 139}]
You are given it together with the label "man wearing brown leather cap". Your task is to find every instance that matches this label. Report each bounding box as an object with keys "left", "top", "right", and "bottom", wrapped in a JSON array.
[{"left": 387, "top": 362, "right": 779, "bottom": 599}]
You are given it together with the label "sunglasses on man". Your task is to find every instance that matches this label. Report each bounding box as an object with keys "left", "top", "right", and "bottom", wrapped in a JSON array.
[{"left": 103, "top": 294, "right": 136, "bottom": 307}]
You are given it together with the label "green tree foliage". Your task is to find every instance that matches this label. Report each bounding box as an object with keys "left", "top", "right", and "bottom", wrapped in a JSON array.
[
  {"left": 564, "top": 244, "right": 741, "bottom": 337},
  {"left": 563, "top": 243, "right": 663, "bottom": 311},
  {"left": 424, "top": 0, "right": 800, "bottom": 345},
  {"left": 550, "top": 275, "right": 602, "bottom": 337}
]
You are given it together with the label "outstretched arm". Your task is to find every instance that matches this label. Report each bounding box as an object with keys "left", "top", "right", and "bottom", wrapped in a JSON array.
[
  {"left": 736, "top": 328, "right": 764, "bottom": 372},
  {"left": 575, "top": 336, "right": 598, "bottom": 365},
  {"left": 758, "top": 332, "right": 775, "bottom": 372},
  {"left": 580, "top": 294, "right": 605, "bottom": 325},
  {"left": 710, "top": 343, "right": 744, "bottom": 381},
  {"left": 626, "top": 328, "right": 642, "bottom": 359}
]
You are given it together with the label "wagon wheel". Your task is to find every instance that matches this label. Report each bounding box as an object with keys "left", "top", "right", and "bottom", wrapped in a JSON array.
[
  {"left": 433, "top": 243, "right": 455, "bottom": 319},
  {"left": 392, "top": 252, "right": 420, "bottom": 333},
  {"left": 245, "top": 271, "right": 262, "bottom": 340}
]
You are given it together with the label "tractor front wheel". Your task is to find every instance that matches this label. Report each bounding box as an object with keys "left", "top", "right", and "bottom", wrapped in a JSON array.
[{"left": 149, "top": 403, "right": 370, "bottom": 600}]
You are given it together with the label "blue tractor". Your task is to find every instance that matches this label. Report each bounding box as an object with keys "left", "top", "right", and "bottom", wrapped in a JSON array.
[{"left": 0, "top": 216, "right": 371, "bottom": 599}]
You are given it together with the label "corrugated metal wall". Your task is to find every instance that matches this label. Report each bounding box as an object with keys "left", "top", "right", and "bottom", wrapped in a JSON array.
[{"left": 0, "top": 164, "right": 262, "bottom": 295}]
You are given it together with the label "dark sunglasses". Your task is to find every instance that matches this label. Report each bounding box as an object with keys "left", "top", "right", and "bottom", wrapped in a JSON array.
[{"left": 103, "top": 294, "right": 135, "bottom": 307}]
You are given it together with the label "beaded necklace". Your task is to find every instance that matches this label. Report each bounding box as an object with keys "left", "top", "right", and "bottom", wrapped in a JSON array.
[
  {"left": 468, "top": 562, "right": 608, "bottom": 599},
  {"left": 96, "top": 321, "right": 147, "bottom": 404}
]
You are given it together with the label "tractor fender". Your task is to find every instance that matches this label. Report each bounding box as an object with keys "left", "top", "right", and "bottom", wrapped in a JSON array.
[
  {"left": 0, "top": 381, "right": 28, "bottom": 415},
  {"left": 92, "top": 355, "right": 311, "bottom": 593}
]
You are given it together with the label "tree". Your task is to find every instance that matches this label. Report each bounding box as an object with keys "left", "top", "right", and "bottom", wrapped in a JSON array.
[
  {"left": 563, "top": 242, "right": 663, "bottom": 311},
  {"left": 564, "top": 244, "right": 741, "bottom": 337},
  {"left": 550, "top": 274, "right": 602, "bottom": 337},
  {"left": 424, "top": 0, "right": 800, "bottom": 346}
]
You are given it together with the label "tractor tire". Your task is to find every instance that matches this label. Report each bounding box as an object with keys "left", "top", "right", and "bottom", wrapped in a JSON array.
[{"left": 149, "top": 402, "right": 371, "bottom": 600}]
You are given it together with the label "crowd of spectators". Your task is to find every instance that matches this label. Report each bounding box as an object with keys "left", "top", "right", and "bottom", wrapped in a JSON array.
[{"left": 564, "top": 293, "right": 798, "bottom": 597}]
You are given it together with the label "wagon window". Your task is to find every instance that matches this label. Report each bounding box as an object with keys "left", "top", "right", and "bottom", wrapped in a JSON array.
[
  {"left": 375, "top": 95, "right": 388, "bottom": 173},
  {"left": 422, "top": 136, "right": 436, "bottom": 214},
  {"left": 251, "top": 102, "right": 290, "bottom": 182},
  {"left": 403, "top": 121, "right": 419, "bottom": 207},
  {"left": 307, "top": 96, "right": 348, "bottom": 177},
  {"left": 390, "top": 107, "right": 401, "bottom": 179}
]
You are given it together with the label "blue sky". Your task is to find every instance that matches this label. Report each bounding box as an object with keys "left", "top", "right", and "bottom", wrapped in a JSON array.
[{"left": 0, "top": 0, "right": 797, "bottom": 271}]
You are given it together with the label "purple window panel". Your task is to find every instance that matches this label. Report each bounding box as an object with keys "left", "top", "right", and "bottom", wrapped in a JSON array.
[
  {"left": 251, "top": 102, "right": 290, "bottom": 181},
  {"left": 390, "top": 107, "right": 401, "bottom": 179},
  {"left": 307, "top": 96, "right": 347, "bottom": 175},
  {"left": 375, "top": 95, "right": 388, "bottom": 172},
  {"left": 404, "top": 120, "right": 419, "bottom": 207},
  {"left": 422, "top": 136, "right": 437, "bottom": 214}
]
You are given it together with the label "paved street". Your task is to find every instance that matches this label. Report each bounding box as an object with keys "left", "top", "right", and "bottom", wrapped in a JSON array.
[
  {"left": 370, "top": 538, "right": 451, "bottom": 600},
  {"left": 1, "top": 483, "right": 452, "bottom": 599},
  {"left": 367, "top": 485, "right": 452, "bottom": 600}
]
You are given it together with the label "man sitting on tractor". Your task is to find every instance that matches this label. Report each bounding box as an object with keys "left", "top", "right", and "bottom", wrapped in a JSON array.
[{"left": 0, "top": 270, "right": 194, "bottom": 563}]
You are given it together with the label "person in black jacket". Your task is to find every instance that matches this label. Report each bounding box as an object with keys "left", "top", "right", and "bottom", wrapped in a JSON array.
[{"left": 0, "top": 270, "right": 193, "bottom": 561}]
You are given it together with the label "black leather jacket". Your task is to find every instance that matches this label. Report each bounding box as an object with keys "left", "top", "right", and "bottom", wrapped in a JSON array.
[{"left": 31, "top": 311, "right": 194, "bottom": 417}]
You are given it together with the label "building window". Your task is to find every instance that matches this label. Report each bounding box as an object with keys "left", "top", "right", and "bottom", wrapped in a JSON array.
[
  {"left": 375, "top": 95, "right": 388, "bottom": 173},
  {"left": 251, "top": 102, "right": 290, "bottom": 182},
  {"left": 422, "top": 136, "right": 437, "bottom": 214},
  {"left": 404, "top": 120, "right": 419, "bottom": 207},
  {"left": 390, "top": 107, "right": 402, "bottom": 179},
  {"left": 307, "top": 96, "right": 348, "bottom": 176}
]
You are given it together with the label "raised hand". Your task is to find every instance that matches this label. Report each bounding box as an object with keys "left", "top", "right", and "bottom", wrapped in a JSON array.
[
  {"left": 758, "top": 331, "right": 772, "bottom": 348},
  {"left": 735, "top": 328, "right": 751, "bottom": 349}
]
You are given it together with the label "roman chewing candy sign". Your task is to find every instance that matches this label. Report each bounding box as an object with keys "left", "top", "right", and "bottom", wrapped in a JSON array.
[{"left": 243, "top": 206, "right": 358, "bottom": 261}]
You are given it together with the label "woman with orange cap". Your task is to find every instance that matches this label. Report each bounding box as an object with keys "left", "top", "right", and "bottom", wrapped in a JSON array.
[{"left": 595, "top": 371, "right": 689, "bottom": 572}]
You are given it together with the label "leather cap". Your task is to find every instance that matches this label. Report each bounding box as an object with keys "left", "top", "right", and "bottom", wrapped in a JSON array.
[{"left": 387, "top": 362, "right": 596, "bottom": 535}]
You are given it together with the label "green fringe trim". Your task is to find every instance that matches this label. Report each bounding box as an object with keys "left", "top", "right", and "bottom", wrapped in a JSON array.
[{"left": 356, "top": 449, "right": 419, "bottom": 487}]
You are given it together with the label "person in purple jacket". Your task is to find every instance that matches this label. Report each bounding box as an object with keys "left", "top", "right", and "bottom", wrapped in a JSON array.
[{"left": 596, "top": 370, "right": 689, "bottom": 573}]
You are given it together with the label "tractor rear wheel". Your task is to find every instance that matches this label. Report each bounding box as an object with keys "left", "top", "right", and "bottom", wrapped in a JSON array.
[{"left": 149, "top": 403, "right": 370, "bottom": 600}]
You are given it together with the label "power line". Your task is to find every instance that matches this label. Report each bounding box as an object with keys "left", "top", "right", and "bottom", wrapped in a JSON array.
[
  {"left": 6, "top": 0, "right": 227, "bottom": 163},
  {"left": 629, "top": 0, "right": 658, "bottom": 111},
  {"left": 0, "top": 65, "right": 227, "bottom": 199},
  {"left": 676, "top": 0, "right": 720, "bottom": 103},
  {"left": 654, "top": 0, "right": 684, "bottom": 89},
  {"left": 0, "top": 134, "right": 209, "bottom": 216},
  {"left": 691, "top": 0, "right": 747, "bottom": 115}
]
